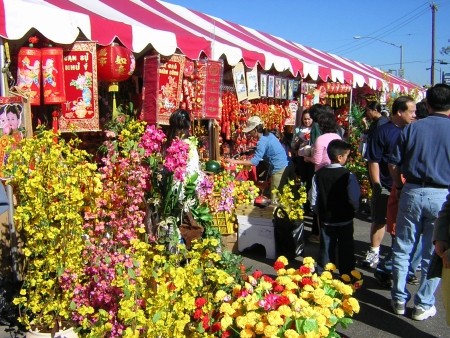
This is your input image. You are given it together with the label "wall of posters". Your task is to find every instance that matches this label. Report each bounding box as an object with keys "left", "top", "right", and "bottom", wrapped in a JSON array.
[{"left": 60, "top": 41, "right": 99, "bottom": 131}]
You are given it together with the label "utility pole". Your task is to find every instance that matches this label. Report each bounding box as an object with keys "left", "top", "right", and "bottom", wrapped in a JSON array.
[{"left": 431, "top": 3, "right": 438, "bottom": 85}]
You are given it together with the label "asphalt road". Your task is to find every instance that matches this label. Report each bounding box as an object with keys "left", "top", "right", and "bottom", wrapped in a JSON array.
[{"left": 1, "top": 212, "right": 447, "bottom": 337}]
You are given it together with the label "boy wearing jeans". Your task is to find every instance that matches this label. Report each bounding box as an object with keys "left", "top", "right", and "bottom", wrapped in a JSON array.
[{"left": 310, "top": 139, "right": 360, "bottom": 275}]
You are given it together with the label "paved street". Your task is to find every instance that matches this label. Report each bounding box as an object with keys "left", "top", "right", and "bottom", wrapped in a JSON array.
[
  {"left": 240, "top": 212, "right": 449, "bottom": 338},
  {"left": 0, "top": 212, "right": 447, "bottom": 337}
]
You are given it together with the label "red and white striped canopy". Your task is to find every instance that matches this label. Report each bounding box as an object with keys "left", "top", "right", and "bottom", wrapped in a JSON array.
[{"left": 0, "top": 0, "right": 419, "bottom": 92}]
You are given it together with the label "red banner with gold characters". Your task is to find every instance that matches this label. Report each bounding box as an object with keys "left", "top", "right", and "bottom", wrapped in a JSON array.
[
  {"left": 60, "top": 41, "right": 99, "bottom": 132},
  {"left": 142, "top": 54, "right": 185, "bottom": 125},
  {"left": 203, "top": 60, "right": 223, "bottom": 120}
]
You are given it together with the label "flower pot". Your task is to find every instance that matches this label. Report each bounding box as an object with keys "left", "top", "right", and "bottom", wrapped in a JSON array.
[{"left": 26, "top": 327, "right": 78, "bottom": 338}]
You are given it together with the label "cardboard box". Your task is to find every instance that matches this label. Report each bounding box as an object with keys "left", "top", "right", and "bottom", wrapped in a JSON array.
[{"left": 221, "top": 233, "right": 239, "bottom": 254}]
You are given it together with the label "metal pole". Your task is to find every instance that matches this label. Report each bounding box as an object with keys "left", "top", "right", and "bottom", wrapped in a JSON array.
[
  {"left": 399, "top": 45, "right": 404, "bottom": 78},
  {"left": 0, "top": 37, "right": 6, "bottom": 96},
  {"left": 431, "top": 3, "right": 437, "bottom": 85}
]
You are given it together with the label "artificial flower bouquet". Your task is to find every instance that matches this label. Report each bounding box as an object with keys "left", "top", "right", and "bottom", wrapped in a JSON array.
[
  {"left": 7, "top": 129, "right": 101, "bottom": 332},
  {"left": 272, "top": 180, "right": 308, "bottom": 221},
  {"left": 189, "top": 256, "right": 363, "bottom": 337}
]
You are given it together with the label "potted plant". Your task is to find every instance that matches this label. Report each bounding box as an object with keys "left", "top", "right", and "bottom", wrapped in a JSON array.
[{"left": 6, "top": 129, "right": 101, "bottom": 335}]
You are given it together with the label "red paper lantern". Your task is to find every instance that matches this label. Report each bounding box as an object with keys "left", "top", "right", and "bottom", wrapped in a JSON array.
[
  {"left": 97, "top": 43, "right": 135, "bottom": 83},
  {"left": 42, "top": 47, "right": 66, "bottom": 104},
  {"left": 17, "top": 47, "right": 41, "bottom": 105},
  {"left": 97, "top": 43, "right": 135, "bottom": 117}
]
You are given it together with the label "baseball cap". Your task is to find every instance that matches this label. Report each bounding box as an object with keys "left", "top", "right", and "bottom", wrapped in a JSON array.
[{"left": 242, "top": 116, "right": 262, "bottom": 133}]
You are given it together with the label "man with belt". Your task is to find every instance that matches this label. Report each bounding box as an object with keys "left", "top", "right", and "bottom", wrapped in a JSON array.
[{"left": 389, "top": 83, "right": 450, "bottom": 321}]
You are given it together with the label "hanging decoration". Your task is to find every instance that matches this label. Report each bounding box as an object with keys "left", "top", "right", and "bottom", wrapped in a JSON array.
[
  {"left": 97, "top": 43, "right": 135, "bottom": 117},
  {"left": 141, "top": 54, "right": 185, "bottom": 125},
  {"left": 16, "top": 36, "right": 41, "bottom": 105},
  {"left": 60, "top": 41, "right": 99, "bottom": 132},
  {"left": 41, "top": 47, "right": 66, "bottom": 104}
]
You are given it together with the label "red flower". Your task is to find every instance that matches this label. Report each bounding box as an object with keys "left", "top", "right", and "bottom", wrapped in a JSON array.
[
  {"left": 276, "top": 295, "right": 290, "bottom": 307},
  {"left": 252, "top": 270, "right": 263, "bottom": 279},
  {"left": 195, "top": 297, "right": 207, "bottom": 308},
  {"left": 301, "top": 277, "right": 313, "bottom": 286},
  {"left": 273, "top": 261, "right": 285, "bottom": 271},
  {"left": 299, "top": 265, "right": 311, "bottom": 274},
  {"left": 193, "top": 308, "right": 203, "bottom": 320},
  {"left": 273, "top": 283, "right": 284, "bottom": 293},
  {"left": 263, "top": 275, "right": 274, "bottom": 283},
  {"left": 222, "top": 331, "right": 232, "bottom": 338},
  {"left": 211, "top": 322, "right": 221, "bottom": 333},
  {"left": 202, "top": 315, "right": 210, "bottom": 330}
]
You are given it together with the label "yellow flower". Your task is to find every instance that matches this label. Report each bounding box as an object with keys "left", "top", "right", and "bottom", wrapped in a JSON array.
[
  {"left": 267, "top": 311, "right": 284, "bottom": 326},
  {"left": 220, "top": 314, "right": 233, "bottom": 330},
  {"left": 351, "top": 270, "right": 362, "bottom": 280},
  {"left": 284, "top": 329, "right": 301, "bottom": 338},
  {"left": 240, "top": 328, "right": 255, "bottom": 338},
  {"left": 277, "top": 256, "right": 289, "bottom": 265},
  {"left": 324, "top": 263, "right": 337, "bottom": 271},
  {"left": 303, "top": 257, "right": 315, "bottom": 265},
  {"left": 263, "top": 325, "right": 279, "bottom": 337},
  {"left": 320, "top": 272, "right": 333, "bottom": 282},
  {"left": 341, "top": 274, "right": 351, "bottom": 282}
]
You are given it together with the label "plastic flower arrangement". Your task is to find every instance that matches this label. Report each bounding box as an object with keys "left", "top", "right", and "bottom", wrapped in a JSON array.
[
  {"left": 272, "top": 180, "right": 307, "bottom": 221},
  {"left": 69, "top": 115, "right": 236, "bottom": 337},
  {"left": 6, "top": 128, "right": 102, "bottom": 332},
  {"left": 189, "top": 256, "right": 362, "bottom": 337}
]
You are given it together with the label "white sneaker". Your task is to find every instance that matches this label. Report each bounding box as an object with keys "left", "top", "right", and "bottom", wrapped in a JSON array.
[
  {"left": 412, "top": 305, "right": 436, "bottom": 321},
  {"left": 391, "top": 300, "right": 406, "bottom": 315},
  {"left": 362, "top": 250, "right": 379, "bottom": 268}
]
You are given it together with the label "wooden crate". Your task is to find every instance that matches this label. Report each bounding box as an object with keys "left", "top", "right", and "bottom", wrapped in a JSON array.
[{"left": 212, "top": 211, "right": 237, "bottom": 234}]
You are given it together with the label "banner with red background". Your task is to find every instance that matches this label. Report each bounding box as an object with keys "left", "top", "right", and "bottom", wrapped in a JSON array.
[
  {"left": 142, "top": 54, "right": 185, "bottom": 125},
  {"left": 196, "top": 60, "right": 223, "bottom": 120},
  {"left": 59, "top": 41, "right": 99, "bottom": 131}
]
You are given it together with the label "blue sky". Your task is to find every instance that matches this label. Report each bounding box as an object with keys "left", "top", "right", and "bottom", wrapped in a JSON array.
[{"left": 166, "top": 0, "right": 450, "bottom": 87}]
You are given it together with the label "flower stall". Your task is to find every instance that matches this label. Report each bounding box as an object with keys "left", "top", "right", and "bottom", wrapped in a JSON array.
[{"left": 3, "top": 113, "right": 363, "bottom": 337}]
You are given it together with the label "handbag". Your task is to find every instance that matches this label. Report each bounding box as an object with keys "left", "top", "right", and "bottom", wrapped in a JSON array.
[
  {"left": 273, "top": 207, "right": 305, "bottom": 259},
  {"left": 427, "top": 251, "right": 443, "bottom": 279}
]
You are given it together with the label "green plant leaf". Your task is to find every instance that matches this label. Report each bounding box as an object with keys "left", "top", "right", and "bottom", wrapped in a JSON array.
[
  {"left": 152, "top": 311, "right": 161, "bottom": 323},
  {"left": 339, "top": 317, "right": 353, "bottom": 329},
  {"left": 127, "top": 268, "right": 136, "bottom": 279}
]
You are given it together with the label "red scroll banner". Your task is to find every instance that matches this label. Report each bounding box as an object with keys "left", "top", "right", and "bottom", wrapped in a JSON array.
[
  {"left": 60, "top": 41, "right": 99, "bottom": 131},
  {"left": 203, "top": 60, "right": 223, "bottom": 120},
  {"left": 142, "top": 54, "right": 185, "bottom": 125}
]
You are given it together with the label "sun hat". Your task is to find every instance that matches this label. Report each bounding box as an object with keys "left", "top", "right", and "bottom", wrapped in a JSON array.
[{"left": 242, "top": 116, "right": 263, "bottom": 133}]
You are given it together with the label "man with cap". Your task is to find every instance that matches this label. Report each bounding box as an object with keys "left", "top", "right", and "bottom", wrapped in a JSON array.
[{"left": 228, "top": 116, "right": 295, "bottom": 202}]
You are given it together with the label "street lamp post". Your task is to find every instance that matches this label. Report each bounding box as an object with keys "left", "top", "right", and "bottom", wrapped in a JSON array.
[
  {"left": 354, "top": 35, "right": 404, "bottom": 78},
  {"left": 427, "top": 60, "right": 449, "bottom": 84}
]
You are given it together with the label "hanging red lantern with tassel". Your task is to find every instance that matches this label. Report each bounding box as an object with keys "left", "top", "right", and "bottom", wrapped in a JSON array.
[
  {"left": 16, "top": 37, "right": 41, "bottom": 105},
  {"left": 41, "top": 47, "right": 66, "bottom": 104},
  {"left": 97, "top": 43, "right": 135, "bottom": 117}
]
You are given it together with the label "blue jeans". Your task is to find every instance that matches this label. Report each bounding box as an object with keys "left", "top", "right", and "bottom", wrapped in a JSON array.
[
  {"left": 377, "top": 234, "right": 422, "bottom": 277},
  {"left": 391, "top": 184, "right": 447, "bottom": 308}
]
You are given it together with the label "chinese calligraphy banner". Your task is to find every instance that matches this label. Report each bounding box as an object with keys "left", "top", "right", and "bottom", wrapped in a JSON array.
[{"left": 60, "top": 41, "right": 99, "bottom": 132}]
